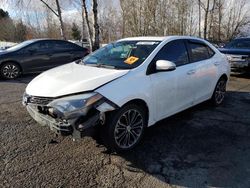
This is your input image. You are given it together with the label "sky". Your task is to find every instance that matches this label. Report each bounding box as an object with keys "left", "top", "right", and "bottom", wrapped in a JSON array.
[{"left": 0, "top": 0, "right": 249, "bottom": 27}]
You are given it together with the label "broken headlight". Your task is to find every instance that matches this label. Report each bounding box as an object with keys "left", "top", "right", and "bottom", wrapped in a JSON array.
[{"left": 48, "top": 92, "right": 103, "bottom": 118}]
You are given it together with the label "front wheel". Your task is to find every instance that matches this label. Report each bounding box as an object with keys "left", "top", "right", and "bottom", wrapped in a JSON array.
[
  {"left": 103, "top": 104, "right": 147, "bottom": 152},
  {"left": 211, "top": 78, "right": 227, "bottom": 106},
  {"left": 0, "top": 62, "right": 21, "bottom": 79}
]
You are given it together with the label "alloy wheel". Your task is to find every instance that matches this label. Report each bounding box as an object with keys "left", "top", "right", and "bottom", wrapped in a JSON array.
[
  {"left": 114, "top": 109, "right": 144, "bottom": 149},
  {"left": 2, "top": 64, "right": 20, "bottom": 79},
  {"left": 215, "top": 79, "right": 226, "bottom": 105}
]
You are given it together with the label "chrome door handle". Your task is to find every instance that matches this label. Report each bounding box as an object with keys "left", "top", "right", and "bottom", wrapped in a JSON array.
[
  {"left": 214, "top": 62, "right": 220, "bottom": 66},
  {"left": 187, "top": 70, "right": 196, "bottom": 75}
]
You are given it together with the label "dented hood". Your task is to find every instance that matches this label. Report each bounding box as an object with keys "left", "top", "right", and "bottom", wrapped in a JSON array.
[{"left": 26, "top": 62, "right": 129, "bottom": 97}]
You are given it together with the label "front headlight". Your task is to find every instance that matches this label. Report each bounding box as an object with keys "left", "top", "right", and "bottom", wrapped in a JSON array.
[
  {"left": 225, "top": 54, "right": 233, "bottom": 61},
  {"left": 48, "top": 92, "right": 103, "bottom": 117}
]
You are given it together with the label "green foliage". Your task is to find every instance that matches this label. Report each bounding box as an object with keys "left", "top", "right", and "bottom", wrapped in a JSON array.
[{"left": 71, "top": 22, "right": 81, "bottom": 40}]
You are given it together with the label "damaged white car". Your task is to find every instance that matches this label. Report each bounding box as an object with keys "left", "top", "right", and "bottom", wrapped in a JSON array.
[{"left": 23, "top": 36, "right": 230, "bottom": 151}]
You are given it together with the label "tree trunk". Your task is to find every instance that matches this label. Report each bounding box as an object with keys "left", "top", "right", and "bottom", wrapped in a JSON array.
[
  {"left": 92, "top": 0, "right": 100, "bottom": 51},
  {"left": 208, "top": 0, "right": 216, "bottom": 40},
  {"left": 218, "top": 0, "right": 222, "bottom": 42},
  {"left": 203, "top": 0, "right": 210, "bottom": 39},
  {"left": 55, "top": 0, "right": 66, "bottom": 40},
  {"left": 40, "top": 0, "right": 66, "bottom": 40},
  {"left": 198, "top": 0, "right": 201, "bottom": 37},
  {"left": 82, "top": 0, "right": 93, "bottom": 51}
]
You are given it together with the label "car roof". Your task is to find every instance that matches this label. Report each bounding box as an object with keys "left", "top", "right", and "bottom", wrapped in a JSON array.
[
  {"left": 118, "top": 35, "right": 207, "bottom": 42},
  {"left": 25, "top": 38, "right": 70, "bottom": 43},
  {"left": 233, "top": 37, "right": 250, "bottom": 40}
]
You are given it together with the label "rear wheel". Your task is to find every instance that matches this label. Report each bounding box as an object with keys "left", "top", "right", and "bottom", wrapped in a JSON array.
[
  {"left": 0, "top": 62, "right": 21, "bottom": 79},
  {"left": 103, "top": 104, "right": 147, "bottom": 152},
  {"left": 211, "top": 78, "right": 227, "bottom": 106}
]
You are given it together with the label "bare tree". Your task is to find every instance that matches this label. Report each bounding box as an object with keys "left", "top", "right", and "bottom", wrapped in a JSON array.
[
  {"left": 92, "top": 0, "right": 100, "bottom": 50},
  {"left": 40, "top": 0, "right": 66, "bottom": 39},
  {"left": 82, "top": 0, "right": 93, "bottom": 50}
]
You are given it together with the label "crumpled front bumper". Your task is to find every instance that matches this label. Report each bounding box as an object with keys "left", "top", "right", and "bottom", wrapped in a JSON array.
[
  {"left": 24, "top": 95, "right": 117, "bottom": 138},
  {"left": 26, "top": 104, "right": 73, "bottom": 135}
]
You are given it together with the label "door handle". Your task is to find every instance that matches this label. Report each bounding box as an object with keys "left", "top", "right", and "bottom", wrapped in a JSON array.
[
  {"left": 214, "top": 62, "right": 220, "bottom": 66},
  {"left": 187, "top": 70, "right": 196, "bottom": 75}
]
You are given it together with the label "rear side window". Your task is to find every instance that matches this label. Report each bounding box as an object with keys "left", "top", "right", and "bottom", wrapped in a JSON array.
[
  {"left": 154, "top": 40, "right": 188, "bottom": 66},
  {"left": 233, "top": 40, "right": 250, "bottom": 49},
  {"left": 24, "top": 42, "right": 51, "bottom": 52},
  {"left": 188, "top": 42, "right": 214, "bottom": 62},
  {"left": 53, "top": 41, "right": 79, "bottom": 51},
  {"left": 225, "top": 39, "right": 250, "bottom": 49}
]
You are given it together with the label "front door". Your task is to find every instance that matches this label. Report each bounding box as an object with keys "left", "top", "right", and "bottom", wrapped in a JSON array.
[
  {"left": 20, "top": 41, "right": 53, "bottom": 72},
  {"left": 149, "top": 39, "right": 196, "bottom": 121}
]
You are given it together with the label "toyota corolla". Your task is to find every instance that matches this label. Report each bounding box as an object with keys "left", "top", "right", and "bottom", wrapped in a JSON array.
[{"left": 23, "top": 36, "right": 230, "bottom": 152}]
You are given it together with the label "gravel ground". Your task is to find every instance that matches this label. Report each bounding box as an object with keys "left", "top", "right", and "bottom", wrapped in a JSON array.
[{"left": 0, "top": 74, "right": 250, "bottom": 188}]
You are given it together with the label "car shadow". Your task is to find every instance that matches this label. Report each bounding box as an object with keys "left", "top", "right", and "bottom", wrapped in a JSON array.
[
  {"left": 96, "top": 91, "right": 250, "bottom": 187},
  {"left": 0, "top": 73, "right": 38, "bottom": 84}
]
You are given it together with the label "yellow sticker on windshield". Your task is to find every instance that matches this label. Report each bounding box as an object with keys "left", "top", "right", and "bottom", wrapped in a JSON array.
[{"left": 124, "top": 56, "right": 139, "bottom": 65}]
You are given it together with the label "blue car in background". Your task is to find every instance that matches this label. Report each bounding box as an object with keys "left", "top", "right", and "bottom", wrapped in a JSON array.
[{"left": 219, "top": 38, "right": 250, "bottom": 72}]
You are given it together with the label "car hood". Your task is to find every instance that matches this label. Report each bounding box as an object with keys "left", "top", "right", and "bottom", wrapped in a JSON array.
[
  {"left": 218, "top": 48, "right": 250, "bottom": 56},
  {"left": 26, "top": 62, "right": 129, "bottom": 97}
]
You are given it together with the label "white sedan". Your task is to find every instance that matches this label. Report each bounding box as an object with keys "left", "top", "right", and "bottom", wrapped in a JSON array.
[{"left": 23, "top": 36, "right": 230, "bottom": 152}]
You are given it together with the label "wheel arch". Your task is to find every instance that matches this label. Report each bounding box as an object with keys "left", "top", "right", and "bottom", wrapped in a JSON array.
[
  {"left": 120, "top": 98, "right": 149, "bottom": 126},
  {"left": 220, "top": 73, "right": 228, "bottom": 81}
]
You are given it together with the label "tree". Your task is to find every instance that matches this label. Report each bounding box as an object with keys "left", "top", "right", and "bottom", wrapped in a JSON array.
[
  {"left": 39, "top": 0, "right": 66, "bottom": 39},
  {"left": 92, "top": 0, "right": 100, "bottom": 51},
  {"left": 82, "top": 0, "right": 100, "bottom": 51},
  {"left": 82, "top": 0, "right": 93, "bottom": 50},
  {"left": 14, "top": 20, "right": 27, "bottom": 42},
  {"left": 0, "top": 8, "right": 9, "bottom": 18},
  {"left": 71, "top": 22, "right": 81, "bottom": 40}
]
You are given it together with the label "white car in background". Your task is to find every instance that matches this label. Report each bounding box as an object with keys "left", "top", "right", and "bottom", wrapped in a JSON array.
[{"left": 23, "top": 36, "right": 230, "bottom": 152}]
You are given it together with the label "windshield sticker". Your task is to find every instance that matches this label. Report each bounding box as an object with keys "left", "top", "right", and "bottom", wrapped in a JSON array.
[
  {"left": 136, "top": 41, "right": 158, "bottom": 45},
  {"left": 124, "top": 56, "right": 139, "bottom": 65}
]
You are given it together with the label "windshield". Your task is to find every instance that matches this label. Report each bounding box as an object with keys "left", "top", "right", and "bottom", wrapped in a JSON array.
[
  {"left": 224, "top": 39, "right": 250, "bottom": 49},
  {"left": 6, "top": 40, "right": 34, "bottom": 51},
  {"left": 82, "top": 40, "right": 160, "bottom": 69}
]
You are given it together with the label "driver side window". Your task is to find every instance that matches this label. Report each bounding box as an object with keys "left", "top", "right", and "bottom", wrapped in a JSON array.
[{"left": 154, "top": 40, "right": 188, "bottom": 66}]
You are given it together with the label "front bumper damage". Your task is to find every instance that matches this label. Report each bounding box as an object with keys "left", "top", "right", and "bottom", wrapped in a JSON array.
[
  {"left": 23, "top": 94, "right": 117, "bottom": 138},
  {"left": 227, "top": 55, "right": 250, "bottom": 71}
]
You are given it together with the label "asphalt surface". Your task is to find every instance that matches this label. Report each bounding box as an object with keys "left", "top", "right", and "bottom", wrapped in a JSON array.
[{"left": 0, "top": 74, "right": 250, "bottom": 188}]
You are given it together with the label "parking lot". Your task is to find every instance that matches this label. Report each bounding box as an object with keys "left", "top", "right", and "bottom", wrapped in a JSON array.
[{"left": 0, "top": 74, "right": 250, "bottom": 188}]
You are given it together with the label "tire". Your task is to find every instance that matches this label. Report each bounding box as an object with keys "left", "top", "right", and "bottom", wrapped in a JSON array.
[
  {"left": 211, "top": 77, "right": 227, "bottom": 106},
  {"left": 103, "top": 104, "right": 147, "bottom": 152},
  {"left": 0, "top": 62, "right": 21, "bottom": 79}
]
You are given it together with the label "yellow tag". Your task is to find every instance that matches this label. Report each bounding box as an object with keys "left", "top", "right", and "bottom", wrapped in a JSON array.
[{"left": 124, "top": 56, "right": 139, "bottom": 65}]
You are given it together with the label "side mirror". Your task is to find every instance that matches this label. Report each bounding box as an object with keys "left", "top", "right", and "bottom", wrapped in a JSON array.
[{"left": 156, "top": 60, "right": 176, "bottom": 71}]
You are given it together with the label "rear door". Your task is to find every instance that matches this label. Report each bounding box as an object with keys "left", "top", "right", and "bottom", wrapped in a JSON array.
[
  {"left": 149, "top": 39, "right": 196, "bottom": 120},
  {"left": 50, "top": 41, "right": 85, "bottom": 68},
  {"left": 186, "top": 40, "right": 218, "bottom": 103},
  {"left": 50, "top": 41, "right": 73, "bottom": 67}
]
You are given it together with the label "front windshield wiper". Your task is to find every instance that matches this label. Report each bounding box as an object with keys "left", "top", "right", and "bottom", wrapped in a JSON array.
[{"left": 85, "top": 63, "right": 116, "bottom": 69}]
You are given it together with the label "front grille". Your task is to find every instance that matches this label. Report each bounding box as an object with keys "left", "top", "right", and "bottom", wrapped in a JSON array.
[{"left": 29, "top": 96, "right": 53, "bottom": 105}]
